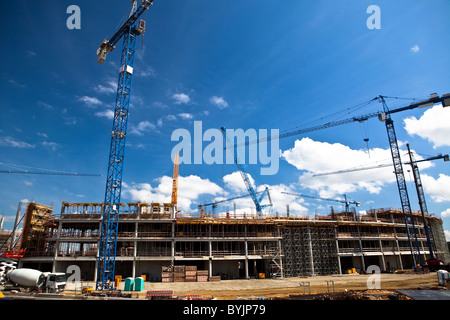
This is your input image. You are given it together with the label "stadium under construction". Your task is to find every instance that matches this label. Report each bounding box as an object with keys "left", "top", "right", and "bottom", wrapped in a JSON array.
[{"left": 1, "top": 200, "right": 449, "bottom": 283}]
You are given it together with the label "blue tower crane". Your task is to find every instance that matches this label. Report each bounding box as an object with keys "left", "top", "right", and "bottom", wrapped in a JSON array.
[
  {"left": 95, "top": 0, "right": 154, "bottom": 291},
  {"left": 220, "top": 127, "right": 272, "bottom": 217},
  {"left": 281, "top": 191, "right": 361, "bottom": 213},
  {"left": 243, "top": 92, "right": 449, "bottom": 271}
]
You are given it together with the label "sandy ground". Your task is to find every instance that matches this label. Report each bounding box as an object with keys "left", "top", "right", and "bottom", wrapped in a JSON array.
[{"left": 71, "top": 272, "right": 440, "bottom": 300}]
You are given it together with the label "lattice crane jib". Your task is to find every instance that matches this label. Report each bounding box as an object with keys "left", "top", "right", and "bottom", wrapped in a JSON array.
[{"left": 96, "top": 0, "right": 154, "bottom": 291}]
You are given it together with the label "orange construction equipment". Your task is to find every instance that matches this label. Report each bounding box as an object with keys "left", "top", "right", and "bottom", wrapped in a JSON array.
[{"left": 171, "top": 152, "right": 179, "bottom": 207}]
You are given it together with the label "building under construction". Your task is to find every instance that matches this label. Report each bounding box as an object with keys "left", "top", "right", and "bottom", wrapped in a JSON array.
[{"left": 10, "top": 201, "right": 449, "bottom": 282}]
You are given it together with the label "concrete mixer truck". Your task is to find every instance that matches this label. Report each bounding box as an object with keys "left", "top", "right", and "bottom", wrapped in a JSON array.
[{"left": 4, "top": 268, "right": 66, "bottom": 293}]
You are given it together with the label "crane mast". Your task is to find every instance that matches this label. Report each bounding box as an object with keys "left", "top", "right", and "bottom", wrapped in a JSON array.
[
  {"left": 96, "top": 0, "right": 154, "bottom": 291},
  {"left": 220, "top": 127, "right": 272, "bottom": 216},
  {"left": 378, "top": 96, "right": 422, "bottom": 270},
  {"left": 406, "top": 144, "right": 436, "bottom": 261}
]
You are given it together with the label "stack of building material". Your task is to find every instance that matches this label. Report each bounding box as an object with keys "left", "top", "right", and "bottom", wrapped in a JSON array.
[
  {"left": 161, "top": 266, "right": 174, "bottom": 282},
  {"left": 197, "top": 270, "right": 209, "bottom": 282},
  {"left": 185, "top": 266, "right": 197, "bottom": 282},
  {"left": 146, "top": 290, "right": 174, "bottom": 300},
  {"left": 208, "top": 275, "right": 221, "bottom": 282},
  {"left": 174, "top": 265, "right": 186, "bottom": 282}
]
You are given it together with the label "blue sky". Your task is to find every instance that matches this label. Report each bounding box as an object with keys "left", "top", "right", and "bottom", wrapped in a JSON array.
[{"left": 1, "top": 1, "right": 449, "bottom": 240}]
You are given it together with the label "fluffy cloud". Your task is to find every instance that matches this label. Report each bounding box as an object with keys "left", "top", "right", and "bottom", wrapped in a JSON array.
[
  {"left": 95, "top": 109, "right": 114, "bottom": 120},
  {"left": 130, "top": 120, "right": 156, "bottom": 136},
  {"left": 178, "top": 113, "right": 193, "bottom": 120},
  {"left": 410, "top": 45, "right": 420, "bottom": 53},
  {"left": 445, "top": 230, "right": 450, "bottom": 241},
  {"left": 172, "top": 93, "right": 190, "bottom": 105},
  {"left": 210, "top": 96, "right": 228, "bottom": 109},
  {"left": 123, "top": 175, "right": 224, "bottom": 212},
  {"left": 78, "top": 96, "right": 102, "bottom": 107},
  {"left": 0, "top": 136, "right": 34, "bottom": 148},
  {"left": 404, "top": 105, "right": 450, "bottom": 148},
  {"left": 441, "top": 208, "right": 450, "bottom": 218},
  {"left": 421, "top": 174, "right": 450, "bottom": 203},
  {"left": 223, "top": 171, "right": 255, "bottom": 192},
  {"left": 281, "top": 137, "right": 428, "bottom": 198},
  {"left": 220, "top": 171, "right": 308, "bottom": 216}
]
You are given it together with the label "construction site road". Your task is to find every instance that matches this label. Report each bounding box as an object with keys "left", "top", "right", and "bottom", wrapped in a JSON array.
[{"left": 72, "top": 272, "right": 441, "bottom": 300}]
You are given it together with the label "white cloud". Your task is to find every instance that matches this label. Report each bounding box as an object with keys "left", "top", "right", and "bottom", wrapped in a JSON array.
[
  {"left": 137, "top": 65, "right": 156, "bottom": 78},
  {"left": 130, "top": 121, "right": 156, "bottom": 136},
  {"left": 95, "top": 109, "right": 115, "bottom": 120},
  {"left": 37, "top": 132, "right": 48, "bottom": 138},
  {"left": 178, "top": 113, "right": 193, "bottom": 120},
  {"left": 23, "top": 181, "right": 33, "bottom": 186},
  {"left": 210, "top": 96, "right": 228, "bottom": 109},
  {"left": 172, "top": 93, "right": 190, "bottom": 104},
  {"left": 93, "top": 79, "right": 117, "bottom": 95},
  {"left": 37, "top": 101, "right": 54, "bottom": 110},
  {"left": 441, "top": 208, "right": 450, "bottom": 218},
  {"left": 166, "top": 114, "right": 177, "bottom": 121},
  {"left": 123, "top": 175, "right": 224, "bottom": 212},
  {"left": 223, "top": 171, "right": 256, "bottom": 192},
  {"left": 41, "top": 141, "right": 60, "bottom": 151},
  {"left": 281, "top": 137, "right": 424, "bottom": 198},
  {"left": 78, "top": 96, "right": 102, "bottom": 107},
  {"left": 0, "top": 137, "right": 34, "bottom": 149},
  {"left": 445, "top": 230, "right": 450, "bottom": 241},
  {"left": 421, "top": 174, "right": 450, "bottom": 203},
  {"left": 404, "top": 105, "right": 450, "bottom": 148},
  {"left": 410, "top": 45, "right": 420, "bottom": 53}
]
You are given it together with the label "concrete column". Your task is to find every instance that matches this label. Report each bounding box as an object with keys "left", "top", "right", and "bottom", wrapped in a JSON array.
[
  {"left": 94, "top": 259, "right": 98, "bottom": 283},
  {"left": 208, "top": 258, "right": 213, "bottom": 277},
  {"left": 395, "top": 238, "right": 404, "bottom": 269},
  {"left": 244, "top": 240, "right": 249, "bottom": 279},
  {"left": 378, "top": 239, "right": 386, "bottom": 271}
]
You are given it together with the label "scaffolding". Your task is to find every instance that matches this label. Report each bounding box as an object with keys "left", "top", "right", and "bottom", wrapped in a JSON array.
[
  {"left": 428, "top": 218, "right": 450, "bottom": 264},
  {"left": 281, "top": 226, "right": 338, "bottom": 277}
]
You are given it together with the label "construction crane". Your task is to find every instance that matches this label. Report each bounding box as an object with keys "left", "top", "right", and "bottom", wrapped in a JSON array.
[
  {"left": 242, "top": 93, "right": 450, "bottom": 149},
  {"left": 0, "top": 161, "right": 100, "bottom": 176},
  {"left": 198, "top": 188, "right": 271, "bottom": 216},
  {"left": 220, "top": 127, "right": 272, "bottom": 216},
  {"left": 248, "top": 92, "right": 449, "bottom": 271},
  {"left": 171, "top": 152, "right": 179, "bottom": 211},
  {"left": 95, "top": 0, "right": 154, "bottom": 291},
  {"left": 281, "top": 191, "right": 360, "bottom": 213},
  {"left": 0, "top": 171, "right": 100, "bottom": 176},
  {"left": 311, "top": 146, "right": 448, "bottom": 267},
  {"left": 313, "top": 153, "right": 449, "bottom": 177},
  {"left": 406, "top": 144, "right": 449, "bottom": 269}
]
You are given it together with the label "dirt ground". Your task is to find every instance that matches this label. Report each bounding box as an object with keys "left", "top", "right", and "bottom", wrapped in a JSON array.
[{"left": 108, "top": 272, "right": 441, "bottom": 300}]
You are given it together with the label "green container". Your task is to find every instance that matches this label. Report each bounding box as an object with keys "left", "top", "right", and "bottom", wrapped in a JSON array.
[
  {"left": 134, "top": 277, "right": 144, "bottom": 292},
  {"left": 124, "top": 277, "right": 134, "bottom": 291}
]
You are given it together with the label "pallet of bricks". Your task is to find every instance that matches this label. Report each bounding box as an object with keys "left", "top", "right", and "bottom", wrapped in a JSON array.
[
  {"left": 185, "top": 266, "right": 197, "bottom": 282},
  {"left": 161, "top": 266, "right": 174, "bottom": 282},
  {"left": 197, "top": 269, "right": 209, "bottom": 282},
  {"left": 174, "top": 265, "right": 186, "bottom": 282}
]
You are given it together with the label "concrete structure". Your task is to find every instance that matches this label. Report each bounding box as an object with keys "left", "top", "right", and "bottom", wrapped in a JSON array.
[{"left": 14, "top": 202, "right": 450, "bottom": 281}]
